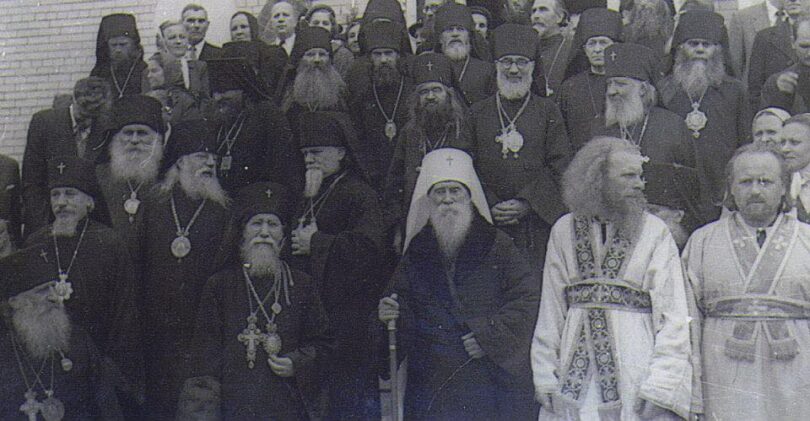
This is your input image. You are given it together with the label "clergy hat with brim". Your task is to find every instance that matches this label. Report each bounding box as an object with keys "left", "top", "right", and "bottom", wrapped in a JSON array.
[
  {"left": 491, "top": 24, "right": 538, "bottom": 59},
  {"left": 604, "top": 42, "right": 657, "bottom": 82},
  {"left": 565, "top": 0, "right": 608, "bottom": 15},
  {"left": 48, "top": 156, "right": 99, "bottom": 198},
  {"left": 673, "top": 10, "right": 726, "bottom": 46},
  {"left": 362, "top": 0, "right": 406, "bottom": 25},
  {"left": 364, "top": 20, "right": 404, "bottom": 53},
  {"left": 574, "top": 8, "right": 623, "bottom": 48},
  {"left": 163, "top": 120, "right": 219, "bottom": 170},
  {"left": 207, "top": 57, "right": 270, "bottom": 100},
  {"left": 110, "top": 95, "right": 166, "bottom": 135},
  {"left": 643, "top": 161, "right": 701, "bottom": 211},
  {"left": 408, "top": 52, "right": 455, "bottom": 87},
  {"left": 290, "top": 26, "right": 333, "bottom": 66},
  {"left": 0, "top": 246, "right": 53, "bottom": 299},
  {"left": 234, "top": 182, "right": 291, "bottom": 226},
  {"left": 99, "top": 13, "right": 140, "bottom": 43},
  {"left": 434, "top": 3, "right": 475, "bottom": 34},
  {"left": 297, "top": 112, "right": 348, "bottom": 148}
]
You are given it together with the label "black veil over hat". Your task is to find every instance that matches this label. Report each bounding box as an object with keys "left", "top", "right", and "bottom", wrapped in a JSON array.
[{"left": 92, "top": 14, "right": 142, "bottom": 73}]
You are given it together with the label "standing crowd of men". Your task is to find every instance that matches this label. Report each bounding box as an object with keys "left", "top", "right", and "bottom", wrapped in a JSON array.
[{"left": 3, "top": 0, "right": 810, "bottom": 419}]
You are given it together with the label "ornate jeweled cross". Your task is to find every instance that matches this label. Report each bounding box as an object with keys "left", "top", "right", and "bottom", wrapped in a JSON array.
[{"left": 238, "top": 317, "right": 264, "bottom": 369}]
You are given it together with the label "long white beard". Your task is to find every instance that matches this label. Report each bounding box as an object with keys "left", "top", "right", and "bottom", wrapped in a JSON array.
[
  {"left": 110, "top": 140, "right": 162, "bottom": 184},
  {"left": 240, "top": 237, "right": 282, "bottom": 279},
  {"left": 178, "top": 168, "right": 229, "bottom": 207},
  {"left": 429, "top": 202, "right": 473, "bottom": 261},
  {"left": 303, "top": 168, "right": 324, "bottom": 199},
  {"left": 13, "top": 302, "right": 71, "bottom": 359},
  {"left": 497, "top": 69, "right": 532, "bottom": 100},
  {"left": 443, "top": 41, "right": 470, "bottom": 62},
  {"left": 605, "top": 92, "right": 646, "bottom": 128},
  {"left": 290, "top": 63, "right": 345, "bottom": 110}
]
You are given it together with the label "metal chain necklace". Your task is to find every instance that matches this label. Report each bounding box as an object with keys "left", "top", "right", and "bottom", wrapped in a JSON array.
[
  {"left": 216, "top": 111, "right": 246, "bottom": 172},
  {"left": 298, "top": 171, "right": 347, "bottom": 227},
  {"left": 110, "top": 61, "right": 137, "bottom": 98},
  {"left": 124, "top": 180, "right": 144, "bottom": 223},
  {"left": 495, "top": 93, "right": 530, "bottom": 159},
  {"left": 238, "top": 263, "right": 294, "bottom": 368},
  {"left": 11, "top": 334, "right": 65, "bottom": 421},
  {"left": 684, "top": 89, "right": 708, "bottom": 139},
  {"left": 619, "top": 112, "right": 650, "bottom": 147},
  {"left": 457, "top": 55, "right": 471, "bottom": 83},
  {"left": 372, "top": 77, "right": 404, "bottom": 141},
  {"left": 543, "top": 38, "right": 565, "bottom": 96},
  {"left": 169, "top": 194, "right": 206, "bottom": 260},
  {"left": 51, "top": 218, "right": 89, "bottom": 304}
]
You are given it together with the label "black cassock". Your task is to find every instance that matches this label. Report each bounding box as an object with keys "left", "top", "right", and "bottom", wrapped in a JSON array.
[
  {"left": 0, "top": 324, "right": 123, "bottom": 420},
  {"left": 186, "top": 265, "right": 334, "bottom": 420}
]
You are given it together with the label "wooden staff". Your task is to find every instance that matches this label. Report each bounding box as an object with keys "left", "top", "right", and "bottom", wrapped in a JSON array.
[{"left": 387, "top": 293, "right": 400, "bottom": 421}]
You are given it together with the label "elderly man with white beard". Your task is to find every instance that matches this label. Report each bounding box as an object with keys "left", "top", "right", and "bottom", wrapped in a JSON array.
[
  {"left": 280, "top": 26, "right": 348, "bottom": 130},
  {"left": 0, "top": 249, "right": 124, "bottom": 420},
  {"left": 97, "top": 96, "right": 165, "bottom": 275},
  {"left": 384, "top": 53, "right": 472, "bottom": 246},
  {"left": 378, "top": 148, "right": 540, "bottom": 420},
  {"left": 659, "top": 10, "right": 751, "bottom": 220},
  {"left": 178, "top": 182, "right": 334, "bottom": 420},
  {"left": 140, "top": 121, "right": 230, "bottom": 420},
  {"left": 433, "top": 3, "right": 495, "bottom": 106},
  {"left": 21, "top": 155, "right": 142, "bottom": 417},
  {"left": 289, "top": 111, "right": 384, "bottom": 420},
  {"left": 532, "top": 136, "right": 696, "bottom": 421},
  {"left": 591, "top": 42, "right": 708, "bottom": 234},
  {"left": 469, "top": 23, "right": 571, "bottom": 274}
]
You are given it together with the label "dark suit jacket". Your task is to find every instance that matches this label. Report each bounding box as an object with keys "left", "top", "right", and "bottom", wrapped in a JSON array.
[
  {"left": 22, "top": 107, "right": 109, "bottom": 236},
  {"left": 0, "top": 155, "right": 22, "bottom": 245},
  {"left": 197, "top": 42, "right": 221, "bottom": 61},
  {"left": 748, "top": 22, "right": 795, "bottom": 111}
]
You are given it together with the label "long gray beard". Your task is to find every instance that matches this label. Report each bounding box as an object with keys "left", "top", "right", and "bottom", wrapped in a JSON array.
[
  {"left": 605, "top": 93, "right": 646, "bottom": 128},
  {"left": 110, "top": 140, "right": 162, "bottom": 184},
  {"left": 303, "top": 168, "right": 324, "bottom": 199},
  {"left": 178, "top": 169, "right": 229, "bottom": 207},
  {"left": 290, "top": 63, "right": 345, "bottom": 110},
  {"left": 673, "top": 52, "right": 726, "bottom": 99},
  {"left": 429, "top": 202, "right": 473, "bottom": 261},
  {"left": 443, "top": 41, "right": 470, "bottom": 62},
  {"left": 497, "top": 69, "right": 532, "bottom": 100},
  {"left": 13, "top": 303, "right": 71, "bottom": 360},
  {"left": 52, "top": 214, "right": 81, "bottom": 237},
  {"left": 240, "top": 238, "right": 282, "bottom": 279}
]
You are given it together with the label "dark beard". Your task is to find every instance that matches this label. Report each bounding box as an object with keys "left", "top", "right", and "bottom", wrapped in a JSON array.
[
  {"left": 416, "top": 97, "right": 454, "bottom": 133},
  {"left": 373, "top": 63, "right": 401, "bottom": 88}
]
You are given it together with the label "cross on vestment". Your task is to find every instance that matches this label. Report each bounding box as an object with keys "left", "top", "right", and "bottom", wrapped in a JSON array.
[
  {"left": 40, "top": 249, "right": 49, "bottom": 263},
  {"left": 265, "top": 189, "right": 273, "bottom": 199},
  {"left": 57, "top": 162, "right": 66, "bottom": 174},
  {"left": 610, "top": 51, "right": 617, "bottom": 61},
  {"left": 446, "top": 155, "right": 454, "bottom": 166},
  {"left": 426, "top": 61, "right": 434, "bottom": 72}
]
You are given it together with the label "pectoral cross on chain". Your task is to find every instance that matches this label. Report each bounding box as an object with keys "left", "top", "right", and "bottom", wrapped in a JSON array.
[
  {"left": 20, "top": 391, "right": 41, "bottom": 421},
  {"left": 57, "top": 162, "right": 66, "bottom": 174},
  {"left": 238, "top": 317, "right": 264, "bottom": 369}
]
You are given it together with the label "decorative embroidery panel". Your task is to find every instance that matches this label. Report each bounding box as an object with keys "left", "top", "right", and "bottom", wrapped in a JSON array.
[{"left": 566, "top": 283, "right": 652, "bottom": 312}]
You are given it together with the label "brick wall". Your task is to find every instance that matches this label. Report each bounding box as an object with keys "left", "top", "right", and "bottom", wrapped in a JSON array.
[{"left": 0, "top": 0, "right": 367, "bottom": 163}]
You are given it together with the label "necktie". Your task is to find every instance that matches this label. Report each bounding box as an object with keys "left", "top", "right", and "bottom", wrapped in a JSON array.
[
  {"left": 756, "top": 228, "right": 766, "bottom": 248},
  {"left": 776, "top": 9, "right": 786, "bottom": 23},
  {"left": 188, "top": 45, "right": 198, "bottom": 60}
]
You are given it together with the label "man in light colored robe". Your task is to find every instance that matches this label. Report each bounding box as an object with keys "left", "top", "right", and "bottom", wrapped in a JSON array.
[
  {"left": 531, "top": 136, "right": 694, "bottom": 421},
  {"left": 684, "top": 142, "right": 810, "bottom": 420}
]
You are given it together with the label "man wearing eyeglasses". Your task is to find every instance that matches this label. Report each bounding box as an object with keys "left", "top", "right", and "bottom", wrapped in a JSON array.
[{"left": 469, "top": 23, "right": 571, "bottom": 276}]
